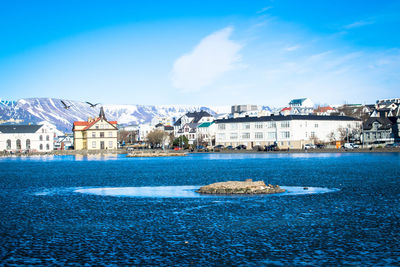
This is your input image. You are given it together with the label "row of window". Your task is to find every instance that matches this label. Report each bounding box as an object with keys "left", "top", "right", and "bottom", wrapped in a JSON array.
[
  {"left": 218, "top": 131, "right": 291, "bottom": 140},
  {"left": 217, "top": 122, "right": 320, "bottom": 130},
  {"left": 6, "top": 139, "right": 50, "bottom": 150},
  {"left": 39, "top": 135, "right": 50, "bottom": 141},
  {"left": 91, "top": 132, "right": 114, "bottom": 138}
]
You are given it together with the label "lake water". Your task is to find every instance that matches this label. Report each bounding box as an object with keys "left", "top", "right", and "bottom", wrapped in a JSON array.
[{"left": 0, "top": 153, "right": 399, "bottom": 265}]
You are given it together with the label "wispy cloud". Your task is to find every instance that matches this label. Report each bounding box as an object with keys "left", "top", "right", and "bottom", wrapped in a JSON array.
[
  {"left": 256, "top": 6, "right": 272, "bottom": 14},
  {"left": 344, "top": 20, "right": 375, "bottom": 29},
  {"left": 171, "top": 27, "right": 243, "bottom": 92},
  {"left": 284, "top": 45, "right": 301, "bottom": 51}
]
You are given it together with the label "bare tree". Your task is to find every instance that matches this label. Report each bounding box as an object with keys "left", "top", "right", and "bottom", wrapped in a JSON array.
[
  {"left": 327, "top": 131, "right": 337, "bottom": 143},
  {"left": 118, "top": 130, "right": 137, "bottom": 144},
  {"left": 146, "top": 129, "right": 168, "bottom": 148}
]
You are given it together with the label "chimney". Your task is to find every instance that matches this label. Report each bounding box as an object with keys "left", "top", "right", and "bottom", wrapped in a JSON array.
[{"left": 99, "top": 106, "right": 106, "bottom": 121}]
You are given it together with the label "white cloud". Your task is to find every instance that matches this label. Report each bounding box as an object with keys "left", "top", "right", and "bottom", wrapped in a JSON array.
[
  {"left": 284, "top": 45, "right": 301, "bottom": 51},
  {"left": 256, "top": 6, "right": 272, "bottom": 14},
  {"left": 171, "top": 27, "right": 243, "bottom": 92},
  {"left": 344, "top": 20, "right": 375, "bottom": 29}
]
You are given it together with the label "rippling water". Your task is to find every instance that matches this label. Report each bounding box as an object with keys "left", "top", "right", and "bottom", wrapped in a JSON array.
[{"left": 0, "top": 153, "right": 399, "bottom": 265}]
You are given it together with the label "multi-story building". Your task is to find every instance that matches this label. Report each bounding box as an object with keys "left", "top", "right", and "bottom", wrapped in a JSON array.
[
  {"left": 174, "top": 111, "right": 214, "bottom": 144},
  {"left": 231, "top": 104, "right": 258, "bottom": 114},
  {"left": 0, "top": 124, "right": 56, "bottom": 152},
  {"left": 362, "top": 117, "right": 395, "bottom": 145},
  {"left": 215, "top": 115, "right": 361, "bottom": 149},
  {"left": 73, "top": 107, "right": 118, "bottom": 150}
]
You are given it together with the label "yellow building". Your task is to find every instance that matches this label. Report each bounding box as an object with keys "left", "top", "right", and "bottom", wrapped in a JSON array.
[{"left": 73, "top": 107, "right": 118, "bottom": 150}]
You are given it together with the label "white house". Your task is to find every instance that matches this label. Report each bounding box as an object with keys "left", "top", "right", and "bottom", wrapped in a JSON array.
[
  {"left": 215, "top": 115, "right": 361, "bottom": 149},
  {"left": 0, "top": 124, "right": 56, "bottom": 152},
  {"left": 174, "top": 111, "right": 214, "bottom": 144}
]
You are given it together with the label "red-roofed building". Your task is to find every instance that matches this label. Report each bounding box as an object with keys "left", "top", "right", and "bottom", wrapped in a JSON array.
[
  {"left": 73, "top": 107, "right": 118, "bottom": 150},
  {"left": 313, "top": 106, "right": 336, "bottom": 116}
]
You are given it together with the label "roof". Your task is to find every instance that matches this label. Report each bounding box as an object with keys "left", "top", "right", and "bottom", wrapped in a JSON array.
[
  {"left": 164, "top": 125, "right": 174, "bottom": 131},
  {"left": 198, "top": 122, "right": 214, "bottom": 128},
  {"left": 289, "top": 98, "right": 307, "bottom": 105},
  {"left": 73, "top": 118, "right": 117, "bottom": 131},
  {"left": 363, "top": 117, "right": 393, "bottom": 130},
  {"left": 215, "top": 115, "right": 361, "bottom": 124},
  {"left": 281, "top": 107, "right": 291, "bottom": 112},
  {"left": 315, "top": 106, "right": 334, "bottom": 112},
  {"left": 0, "top": 124, "right": 42, "bottom": 134},
  {"left": 185, "top": 110, "right": 213, "bottom": 123}
]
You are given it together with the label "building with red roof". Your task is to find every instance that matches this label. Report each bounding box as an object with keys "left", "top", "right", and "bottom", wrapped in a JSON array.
[{"left": 73, "top": 107, "right": 118, "bottom": 150}]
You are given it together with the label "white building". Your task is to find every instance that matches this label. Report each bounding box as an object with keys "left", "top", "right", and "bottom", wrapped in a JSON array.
[
  {"left": 215, "top": 115, "right": 361, "bottom": 149},
  {"left": 0, "top": 124, "right": 56, "bottom": 152},
  {"left": 174, "top": 111, "right": 214, "bottom": 144}
]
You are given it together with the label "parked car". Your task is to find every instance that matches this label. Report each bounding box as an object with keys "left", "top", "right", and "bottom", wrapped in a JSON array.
[
  {"left": 304, "top": 144, "right": 316, "bottom": 149},
  {"left": 214, "top": 145, "right": 224, "bottom": 149},
  {"left": 343, "top": 143, "right": 359, "bottom": 149},
  {"left": 315, "top": 144, "right": 325, "bottom": 149},
  {"left": 226, "top": 145, "right": 234, "bottom": 150},
  {"left": 264, "top": 143, "right": 278, "bottom": 151},
  {"left": 385, "top": 143, "right": 400, "bottom": 148},
  {"left": 252, "top": 145, "right": 263, "bottom": 151},
  {"left": 235, "top": 144, "right": 247, "bottom": 150}
]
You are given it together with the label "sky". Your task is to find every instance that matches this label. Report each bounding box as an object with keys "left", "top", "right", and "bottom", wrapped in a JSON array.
[{"left": 0, "top": 0, "right": 399, "bottom": 107}]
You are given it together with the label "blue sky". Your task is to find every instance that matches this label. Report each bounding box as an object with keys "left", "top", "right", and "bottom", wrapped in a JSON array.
[{"left": 0, "top": 0, "right": 399, "bottom": 106}]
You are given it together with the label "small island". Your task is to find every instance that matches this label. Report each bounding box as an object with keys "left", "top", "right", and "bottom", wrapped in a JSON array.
[
  {"left": 196, "top": 179, "right": 285, "bottom": 195},
  {"left": 126, "top": 151, "right": 187, "bottom": 157}
]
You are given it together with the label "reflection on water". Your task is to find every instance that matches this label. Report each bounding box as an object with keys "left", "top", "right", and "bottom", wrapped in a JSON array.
[{"left": 72, "top": 186, "right": 338, "bottom": 198}]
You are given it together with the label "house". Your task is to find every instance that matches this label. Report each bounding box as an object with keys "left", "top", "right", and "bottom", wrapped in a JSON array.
[
  {"left": 362, "top": 117, "right": 396, "bottom": 145},
  {"left": 54, "top": 134, "right": 74, "bottom": 150},
  {"left": 215, "top": 115, "right": 361, "bottom": 149},
  {"left": 280, "top": 98, "right": 314, "bottom": 115},
  {"left": 313, "top": 106, "right": 336, "bottom": 116},
  {"left": 174, "top": 110, "right": 214, "bottom": 144},
  {"left": 197, "top": 121, "right": 216, "bottom": 146},
  {"left": 73, "top": 107, "right": 118, "bottom": 150},
  {"left": 0, "top": 124, "right": 56, "bottom": 152}
]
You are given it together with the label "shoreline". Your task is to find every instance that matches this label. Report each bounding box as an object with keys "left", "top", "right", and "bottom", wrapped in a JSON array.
[{"left": 0, "top": 147, "right": 399, "bottom": 157}]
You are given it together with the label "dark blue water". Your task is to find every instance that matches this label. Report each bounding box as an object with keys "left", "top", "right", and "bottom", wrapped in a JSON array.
[{"left": 0, "top": 153, "right": 399, "bottom": 265}]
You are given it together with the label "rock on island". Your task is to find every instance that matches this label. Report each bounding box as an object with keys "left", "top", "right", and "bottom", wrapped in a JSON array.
[{"left": 196, "top": 179, "right": 285, "bottom": 195}]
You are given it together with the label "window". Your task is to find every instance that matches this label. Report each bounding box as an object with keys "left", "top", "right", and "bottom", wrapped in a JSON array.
[
  {"left": 266, "top": 122, "right": 276, "bottom": 128},
  {"left": 26, "top": 139, "right": 31, "bottom": 149},
  {"left": 92, "top": 132, "right": 96, "bottom": 137},
  {"left": 230, "top": 124, "right": 238, "bottom": 130},
  {"left": 92, "top": 141, "right": 96, "bottom": 148},
  {"left": 100, "top": 132, "right": 104, "bottom": 138},
  {"left": 255, "top": 132, "right": 263, "bottom": 139},
  {"left": 255, "top": 122, "right": 263, "bottom": 129},
  {"left": 314, "top": 123, "right": 318, "bottom": 128},
  {"left": 243, "top": 123, "right": 250, "bottom": 129},
  {"left": 109, "top": 141, "right": 113, "bottom": 148},
  {"left": 311, "top": 132, "right": 315, "bottom": 138},
  {"left": 46, "top": 135, "right": 49, "bottom": 141},
  {"left": 6, "top": 139, "right": 11, "bottom": 149},
  {"left": 218, "top": 124, "right": 225, "bottom": 130},
  {"left": 217, "top": 133, "right": 225, "bottom": 140},
  {"left": 281, "top": 131, "right": 290, "bottom": 139},
  {"left": 267, "top": 132, "right": 276, "bottom": 140},
  {"left": 39, "top": 135, "right": 43, "bottom": 141},
  {"left": 305, "top": 132, "right": 308, "bottom": 137},
  {"left": 108, "top": 132, "right": 113, "bottom": 137},
  {"left": 281, "top": 121, "right": 290, "bottom": 128},
  {"left": 100, "top": 124, "right": 104, "bottom": 129},
  {"left": 16, "top": 139, "right": 21, "bottom": 149},
  {"left": 40, "top": 144, "right": 43, "bottom": 150},
  {"left": 96, "top": 126, "right": 99, "bottom": 129},
  {"left": 46, "top": 144, "right": 50, "bottom": 150},
  {"left": 230, "top": 133, "right": 238, "bottom": 140},
  {"left": 242, "top": 132, "right": 250, "bottom": 139}
]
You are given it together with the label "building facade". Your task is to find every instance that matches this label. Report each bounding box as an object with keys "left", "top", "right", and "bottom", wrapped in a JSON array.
[
  {"left": 215, "top": 115, "right": 361, "bottom": 149},
  {"left": 73, "top": 107, "right": 118, "bottom": 150},
  {"left": 0, "top": 124, "right": 55, "bottom": 152}
]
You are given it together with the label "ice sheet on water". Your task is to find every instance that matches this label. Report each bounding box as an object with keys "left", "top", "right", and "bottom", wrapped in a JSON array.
[{"left": 72, "top": 186, "right": 338, "bottom": 198}]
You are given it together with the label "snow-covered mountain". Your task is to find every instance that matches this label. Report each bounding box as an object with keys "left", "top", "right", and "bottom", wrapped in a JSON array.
[{"left": 0, "top": 98, "right": 232, "bottom": 132}]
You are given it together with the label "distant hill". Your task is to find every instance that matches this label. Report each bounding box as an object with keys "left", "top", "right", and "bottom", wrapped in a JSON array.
[{"left": 0, "top": 98, "right": 235, "bottom": 133}]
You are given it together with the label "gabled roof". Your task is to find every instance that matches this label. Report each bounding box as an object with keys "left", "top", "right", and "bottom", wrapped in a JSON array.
[
  {"left": 164, "top": 125, "right": 174, "bottom": 131},
  {"left": 363, "top": 117, "right": 393, "bottom": 130},
  {"left": 281, "top": 107, "right": 291, "bottom": 112},
  {"left": 185, "top": 110, "right": 213, "bottom": 123},
  {"left": 198, "top": 122, "right": 214, "bottom": 128},
  {"left": 0, "top": 124, "right": 42, "bottom": 134},
  {"left": 73, "top": 118, "right": 117, "bottom": 131},
  {"left": 289, "top": 98, "right": 307, "bottom": 105}
]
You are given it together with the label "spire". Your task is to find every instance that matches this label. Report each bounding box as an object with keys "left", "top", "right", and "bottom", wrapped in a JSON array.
[{"left": 99, "top": 106, "right": 106, "bottom": 121}]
